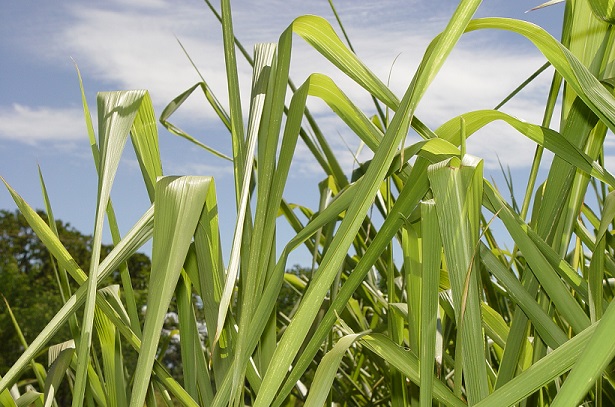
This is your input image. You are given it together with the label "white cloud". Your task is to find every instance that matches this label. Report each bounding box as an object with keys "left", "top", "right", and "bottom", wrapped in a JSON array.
[
  {"left": 4, "top": 0, "right": 564, "bottom": 173},
  {"left": 59, "top": 5, "right": 227, "bottom": 111},
  {"left": 604, "top": 155, "right": 615, "bottom": 175},
  {"left": 0, "top": 104, "right": 86, "bottom": 144},
  {"left": 168, "top": 162, "right": 234, "bottom": 178},
  {"left": 465, "top": 122, "right": 540, "bottom": 169}
]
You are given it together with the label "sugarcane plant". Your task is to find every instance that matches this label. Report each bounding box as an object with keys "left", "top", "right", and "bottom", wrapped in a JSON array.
[{"left": 2, "top": 0, "right": 615, "bottom": 405}]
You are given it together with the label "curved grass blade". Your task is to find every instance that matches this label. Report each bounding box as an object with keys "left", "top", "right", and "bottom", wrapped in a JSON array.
[
  {"left": 587, "top": 0, "right": 615, "bottom": 24},
  {"left": 129, "top": 91, "right": 163, "bottom": 201},
  {"left": 43, "top": 345, "right": 74, "bottom": 407},
  {"left": 15, "top": 391, "right": 42, "bottom": 407},
  {"left": 214, "top": 43, "right": 276, "bottom": 348},
  {"left": 176, "top": 269, "right": 213, "bottom": 405},
  {"left": 480, "top": 244, "right": 568, "bottom": 348},
  {"left": 483, "top": 180, "right": 591, "bottom": 333},
  {"left": 304, "top": 333, "right": 364, "bottom": 407},
  {"left": 1, "top": 177, "right": 88, "bottom": 284},
  {"left": 73, "top": 90, "right": 146, "bottom": 407},
  {"left": 550, "top": 289, "right": 615, "bottom": 406},
  {"left": 359, "top": 333, "right": 466, "bottom": 407},
  {"left": 466, "top": 18, "right": 615, "bottom": 133},
  {"left": 327, "top": 0, "right": 388, "bottom": 126},
  {"left": 129, "top": 176, "right": 214, "bottom": 407},
  {"left": 419, "top": 199, "right": 442, "bottom": 407},
  {"left": 76, "top": 69, "right": 149, "bottom": 336},
  {"left": 474, "top": 322, "right": 597, "bottom": 406},
  {"left": 588, "top": 191, "right": 615, "bottom": 322},
  {"left": 435, "top": 109, "right": 615, "bottom": 187},
  {"left": 428, "top": 154, "right": 489, "bottom": 402},
  {"left": 159, "top": 82, "right": 232, "bottom": 161},
  {"left": 93, "top": 286, "right": 129, "bottom": 407},
  {"left": 528, "top": 0, "right": 564, "bottom": 12},
  {"left": 220, "top": 0, "right": 246, "bottom": 197},
  {"left": 38, "top": 166, "right": 74, "bottom": 310}
]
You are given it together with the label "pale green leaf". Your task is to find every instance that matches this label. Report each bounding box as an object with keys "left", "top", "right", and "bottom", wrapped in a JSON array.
[
  {"left": 44, "top": 345, "right": 74, "bottom": 407},
  {"left": 428, "top": 154, "right": 489, "bottom": 402},
  {"left": 419, "top": 200, "right": 441, "bottom": 407},
  {"left": 551, "top": 296, "right": 615, "bottom": 406},
  {"left": 16, "top": 391, "right": 43, "bottom": 407},
  {"left": 130, "top": 176, "right": 214, "bottom": 407},
  {"left": 74, "top": 90, "right": 146, "bottom": 407},
  {"left": 304, "top": 333, "right": 363, "bottom": 407}
]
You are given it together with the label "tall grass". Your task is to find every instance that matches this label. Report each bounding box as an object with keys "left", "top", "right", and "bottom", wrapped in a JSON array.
[{"left": 3, "top": 0, "right": 615, "bottom": 405}]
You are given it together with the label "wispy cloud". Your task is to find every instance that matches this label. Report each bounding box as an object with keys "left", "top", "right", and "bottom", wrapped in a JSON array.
[
  {"left": 0, "top": 104, "right": 86, "bottom": 144},
  {"left": 2, "top": 0, "right": 563, "bottom": 173},
  {"left": 168, "top": 162, "right": 234, "bottom": 178},
  {"left": 59, "top": 4, "right": 226, "bottom": 112}
]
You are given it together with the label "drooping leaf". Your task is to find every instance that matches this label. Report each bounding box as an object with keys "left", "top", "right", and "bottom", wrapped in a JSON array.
[{"left": 130, "top": 176, "right": 215, "bottom": 407}]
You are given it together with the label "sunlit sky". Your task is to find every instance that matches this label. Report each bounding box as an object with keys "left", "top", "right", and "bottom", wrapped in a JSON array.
[{"left": 0, "top": 0, "right": 566, "bottom": 264}]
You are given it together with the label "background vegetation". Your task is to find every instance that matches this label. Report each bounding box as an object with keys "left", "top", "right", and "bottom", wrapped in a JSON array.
[
  {"left": 0, "top": 210, "right": 152, "bottom": 404},
  {"left": 3, "top": 0, "right": 615, "bottom": 405}
]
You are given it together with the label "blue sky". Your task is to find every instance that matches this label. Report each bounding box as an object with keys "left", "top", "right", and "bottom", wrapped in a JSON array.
[{"left": 0, "top": 0, "right": 566, "bottom": 264}]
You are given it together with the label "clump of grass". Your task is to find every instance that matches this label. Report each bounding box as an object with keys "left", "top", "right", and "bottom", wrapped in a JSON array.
[{"left": 3, "top": 0, "right": 615, "bottom": 406}]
